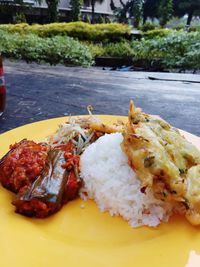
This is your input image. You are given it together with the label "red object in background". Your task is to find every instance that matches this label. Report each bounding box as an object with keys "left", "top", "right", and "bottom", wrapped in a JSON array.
[{"left": 0, "top": 56, "right": 6, "bottom": 116}]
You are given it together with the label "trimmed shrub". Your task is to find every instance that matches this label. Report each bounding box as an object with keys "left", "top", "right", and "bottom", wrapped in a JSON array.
[
  {"left": 189, "top": 25, "right": 200, "bottom": 32},
  {"left": 87, "top": 41, "right": 134, "bottom": 58},
  {"left": 103, "top": 42, "right": 134, "bottom": 57},
  {"left": 0, "top": 30, "right": 93, "bottom": 66},
  {"left": 0, "top": 22, "right": 131, "bottom": 42},
  {"left": 184, "top": 42, "right": 200, "bottom": 70},
  {"left": 0, "top": 25, "right": 199, "bottom": 70},
  {"left": 142, "top": 28, "right": 175, "bottom": 39},
  {"left": 132, "top": 31, "right": 200, "bottom": 70},
  {"left": 139, "top": 21, "right": 157, "bottom": 32},
  {"left": 87, "top": 43, "right": 105, "bottom": 58}
]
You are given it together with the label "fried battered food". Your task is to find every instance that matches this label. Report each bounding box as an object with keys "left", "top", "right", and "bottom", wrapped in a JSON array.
[
  {"left": 122, "top": 101, "right": 200, "bottom": 225},
  {"left": 74, "top": 117, "right": 125, "bottom": 134},
  {"left": 77, "top": 105, "right": 125, "bottom": 134}
]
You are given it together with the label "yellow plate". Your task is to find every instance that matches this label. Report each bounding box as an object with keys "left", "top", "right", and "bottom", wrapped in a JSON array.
[{"left": 1, "top": 115, "right": 200, "bottom": 267}]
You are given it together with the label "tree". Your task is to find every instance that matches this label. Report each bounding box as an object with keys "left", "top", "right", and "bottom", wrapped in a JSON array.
[
  {"left": 45, "top": 0, "right": 60, "bottom": 22},
  {"left": 70, "top": 0, "right": 83, "bottom": 21},
  {"left": 0, "top": 0, "right": 61, "bottom": 23},
  {"left": 110, "top": 0, "right": 144, "bottom": 27},
  {"left": 143, "top": 0, "right": 160, "bottom": 24},
  {"left": 0, "top": 0, "right": 33, "bottom": 23},
  {"left": 110, "top": 0, "right": 129, "bottom": 23},
  {"left": 129, "top": 0, "right": 144, "bottom": 27},
  {"left": 27, "top": 0, "right": 60, "bottom": 22},
  {"left": 143, "top": 0, "right": 174, "bottom": 26},
  {"left": 90, "top": 0, "right": 104, "bottom": 23},
  {"left": 158, "top": 0, "right": 173, "bottom": 26},
  {"left": 173, "top": 0, "right": 200, "bottom": 26}
]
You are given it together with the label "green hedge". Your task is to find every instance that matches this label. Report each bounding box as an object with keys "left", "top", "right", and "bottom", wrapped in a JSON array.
[
  {"left": 88, "top": 30, "right": 200, "bottom": 70},
  {"left": 0, "top": 25, "right": 199, "bottom": 70},
  {"left": 139, "top": 22, "right": 157, "bottom": 32},
  {"left": 0, "top": 22, "right": 131, "bottom": 42},
  {"left": 142, "top": 28, "right": 175, "bottom": 39},
  {"left": 88, "top": 41, "right": 135, "bottom": 58},
  {"left": 132, "top": 31, "right": 200, "bottom": 70},
  {"left": 0, "top": 30, "right": 93, "bottom": 66}
]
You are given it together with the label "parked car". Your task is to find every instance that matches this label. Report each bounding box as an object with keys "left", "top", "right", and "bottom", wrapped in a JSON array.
[{"left": 0, "top": 55, "right": 6, "bottom": 116}]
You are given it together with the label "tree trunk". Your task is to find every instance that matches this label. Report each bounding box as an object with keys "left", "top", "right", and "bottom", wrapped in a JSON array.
[
  {"left": 110, "top": 0, "right": 116, "bottom": 11},
  {"left": 91, "top": 0, "right": 95, "bottom": 24},
  {"left": 142, "top": 2, "right": 147, "bottom": 25},
  {"left": 142, "top": 14, "right": 147, "bottom": 25},
  {"left": 133, "top": 18, "right": 140, "bottom": 28},
  {"left": 186, "top": 8, "right": 194, "bottom": 26},
  {"left": 46, "top": 0, "right": 59, "bottom": 23}
]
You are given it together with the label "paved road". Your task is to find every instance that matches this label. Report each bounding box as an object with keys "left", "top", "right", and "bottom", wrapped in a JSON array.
[{"left": 0, "top": 60, "right": 200, "bottom": 136}]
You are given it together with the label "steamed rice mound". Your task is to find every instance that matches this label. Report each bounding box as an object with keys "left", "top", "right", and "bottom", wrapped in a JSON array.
[{"left": 80, "top": 133, "right": 172, "bottom": 227}]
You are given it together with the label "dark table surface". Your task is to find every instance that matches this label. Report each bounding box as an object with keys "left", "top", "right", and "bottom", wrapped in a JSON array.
[{"left": 0, "top": 60, "right": 200, "bottom": 136}]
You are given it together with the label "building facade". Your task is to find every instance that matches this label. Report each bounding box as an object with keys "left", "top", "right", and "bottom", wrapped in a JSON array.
[{"left": 0, "top": 0, "right": 123, "bottom": 23}]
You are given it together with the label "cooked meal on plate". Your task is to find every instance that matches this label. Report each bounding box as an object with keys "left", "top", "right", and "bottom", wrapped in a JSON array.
[{"left": 0, "top": 101, "right": 200, "bottom": 228}]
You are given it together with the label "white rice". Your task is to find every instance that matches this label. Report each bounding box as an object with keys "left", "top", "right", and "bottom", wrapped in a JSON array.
[{"left": 80, "top": 133, "right": 172, "bottom": 228}]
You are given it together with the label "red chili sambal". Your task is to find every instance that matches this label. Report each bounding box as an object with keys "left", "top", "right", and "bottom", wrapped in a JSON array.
[
  {"left": 12, "top": 141, "right": 82, "bottom": 218},
  {"left": 0, "top": 139, "right": 49, "bottom": 193},
  {"left": 0, "top": 139, "right": 82, "bottom": 218}
]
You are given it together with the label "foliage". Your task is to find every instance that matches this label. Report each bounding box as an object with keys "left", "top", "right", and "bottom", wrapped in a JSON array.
[
  {"left": 110, "top": 0, "right": 129, "bottom": 23},
  {"left": 165, "top": 16, "right": 200, "bottom": 31},
  {"left": 166, "top": 16, "right": 186, "bottom": 30},
  {"left": 0, "top": 22, "right": 131, "bottom": 42},
  {"left": 189, "top": 25, "right": 200, "bottom": 32},
  {"left": 0, "top": 30, "right": 93, "bottom": 66},
  {"left": 0, "top": 0, "right": 32, "bottom": 23},
  {"left": 15, "top": 12, "right": 27, "bottom": 23},
  {"left": 103, "top": 41, "right": 135, "bottom": 57},
  {"left": 88, "top": 41, "right": 135, "bottom": 57},
  {"left": 1, "top": 22, "right": 200, "bottom": 71},
  {"left": 139, "top": 21, "right": 157, "bottom": 32},
  {"left": 173, "top": 0, "right": 200, "bottom": 26},
  {"left": 132, "top": 31, "right": 200, "bottom": 70},
  {"left": 87, "top": 43, "right": 105, "bottom": 57},
  {"left": 111, "top": 0, "right": 200, "bottom": 29},
  {"left": 142, "top": 0, "right": 200, "bottom": 28},
  {"left": 112, "top": 0, "right": 172, "bottom": 27},
  {"left": 88, "top": 30, "right": 200, "bottom": 70},
  {"left": 84, "top": 14, "right": 91, "bottom": 24},
  {"left": 130, "top": 0, "right": 144, "bottom": 27},
  {"left": 184, "top": 42, "right": 200, "bottom": 70},
  {"left": 0, "top": 0, "right": 59, "bottom": 23},
  {"left": 70, "top": 0, "right": 83, "bottom": 21},
  {"left": 142, "top": 28, "right": 174, "bottom": 39},
  {"left": 158, "top": 0, "right": 173, "bottom": 26},
  {"left": 111, "top": 0, "right": 144, "bottom": 27},
  {"left": 97, "top": 15, "right": 105, "bottom": 24}
]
